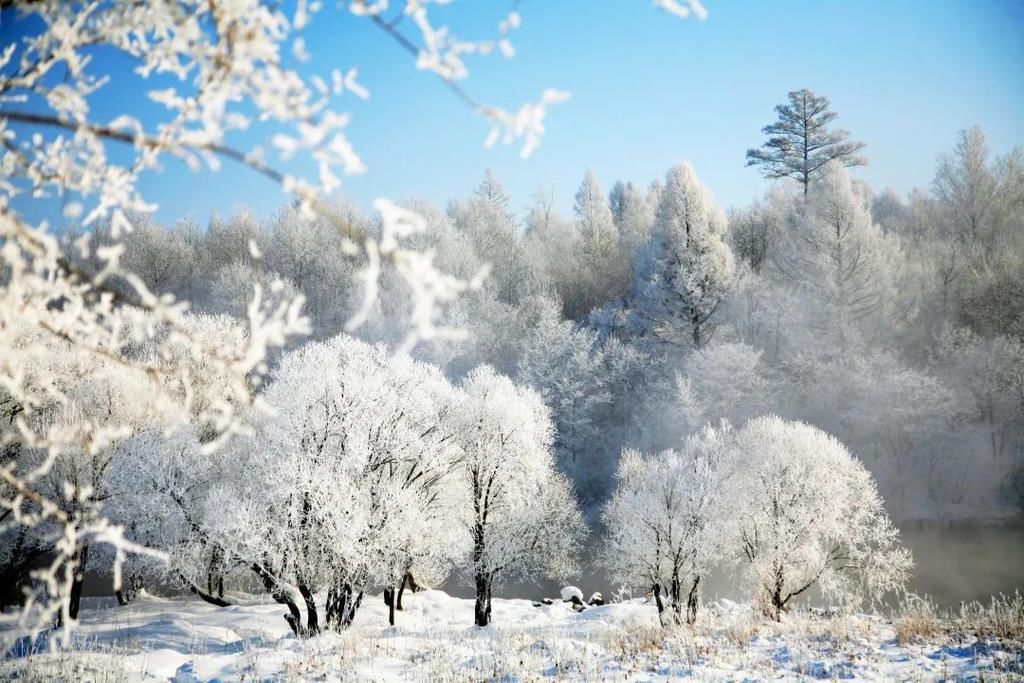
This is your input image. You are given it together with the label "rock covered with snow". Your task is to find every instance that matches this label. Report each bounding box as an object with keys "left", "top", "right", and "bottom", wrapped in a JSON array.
[
  {"left": 588, "top": 592, "right": 604, "bottom": 606},
  {"left": 560, "top": 586, "right": 584, "bottom": 603}
]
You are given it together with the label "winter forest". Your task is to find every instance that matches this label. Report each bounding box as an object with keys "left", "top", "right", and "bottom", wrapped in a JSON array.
[{"left": 1, "top": 1, "right": 1023, "bottom": 680}]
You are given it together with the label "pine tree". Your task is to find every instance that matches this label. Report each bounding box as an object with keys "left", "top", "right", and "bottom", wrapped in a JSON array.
[
  {"left": 575, "top": 171, "right": 619, "bottom": 256},
  {"left": 634, "top": 163, "right": 735, "bottom": 348},
  {"left": 615, "top": 181, "right": 655, "bottom": 256},
  {"left": 569, "top": 171, "right": 627, "bottom": 316},
  {"left": 746, "top": 89, "right": 866, "bottom": 195}
]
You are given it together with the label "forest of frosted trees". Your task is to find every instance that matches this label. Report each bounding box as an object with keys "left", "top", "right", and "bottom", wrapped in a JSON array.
[
  {"left": 6, "top": 94, "right": 1015, "bottom": 630},
  {"left": 1, "top": 78, "right": 1022, "bottom": 639},
  {"left": 51, "top": 106, "right": 1024, "bottom": 523},
  {"left": 4, "top": 3, "right": 1023, "bottom": 679}
]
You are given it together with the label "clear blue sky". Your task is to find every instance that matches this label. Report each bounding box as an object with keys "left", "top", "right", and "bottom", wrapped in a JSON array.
[{"left": 7, "top": 0, "right": 1024, "bottom": 226}]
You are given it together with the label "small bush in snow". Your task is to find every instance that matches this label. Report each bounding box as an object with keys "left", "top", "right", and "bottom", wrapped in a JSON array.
[{"left": 896, "top": 594, "right": 943, "bottom": 644}]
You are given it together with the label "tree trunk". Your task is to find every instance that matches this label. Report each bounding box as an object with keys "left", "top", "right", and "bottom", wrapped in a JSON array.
[
  {"left": 667, "top": 571, "right": 684, "bottom": 626},
  {"left": 652, "top": 583, "right": 667, "bottom": 626},
  {"left": 474, "top": 571, "right": 492, "bottom": 627},
  {"left": 325, "top": 582, "right": 362, "bottom": 630},
  {"left": 767, "top": 563, "right": 785, "bottom": 622},
  {"left": 686, "top": 575, "right": 701, "bottom": 625},
  {"left": 397, "top": 570, "right": 420, "bottom": 611},
  {"left": 297, "top": 583, "right": 319, "bottom": 635},
  {"left": 252, "top": 563, "right": 304, "bottom": 636},
  {"left": 396, "top": 574, "right": 407, "bottom": 611},
  {"left": 384, "top": 585, "right": 397, "bottom": 626},
  {"left": 487, "top": 575, "right": 495, "bottom": 622},
  {"left": 68, "top": 541, "right": 89, "bottom": 621},
  {"left": 185, "top": 580, "right": 233, "bottom": 607}
]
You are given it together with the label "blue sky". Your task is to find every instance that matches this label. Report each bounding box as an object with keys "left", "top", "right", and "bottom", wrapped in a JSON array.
[{"left": 6, "top": 0, "right": 1024, "bottom": 226}]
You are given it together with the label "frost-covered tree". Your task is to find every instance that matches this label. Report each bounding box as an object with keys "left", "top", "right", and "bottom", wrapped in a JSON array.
[
  {"left": 103, "top": 316, "right": 267, "bottom": 605},
  {"left": 196, "top": 336, "right": 463, "bottom": 635},
  {"left": 570, "top": 171, "right": 627, "bottom": 317},
  {"left": 449, "top": 171, "right": 529, "bottom": 305},
  {"left": 732, "top": 416, "right": 912, "bottom": 620},
  {"left": 938, "top": 327, "right": 1024, "bottom": 466},
  {"left": 634, "top": 163, "right": 736, "bottom": 348},
  {"left": 516, "top": 297, "right": 611, "bottom": 490},
  {"left": 746, "top": 89, "right": 866, "bottom": 195},
  {"left": 523, "top": 188, "right": 580, "bottom": 315},
  {"left": 609, "top": 181, "right": 627, "bottom": 227},
  {"left": 209, "top": 262, "right": 302, "bottom": 322},
  {"left": 575, "top": 172, "right": 619, "bottom": 254},
  {"left": 728, "top": 186, "right": 790, "bottom": 274},
  {"left": 2, "top": 321, "right": 188, "bottom": 616},
  {"left": 612, "top": 181, "right": 656, "bottom": 264},
  {"left": 452, "top": 367, "right": 585, "bottom": 626},
  {"left": 776, "top": 163, "right": 896, "bottom": 350},
  {"left": 602, "top": 423, "right": 736, "bottom": 625},
  {"left": 264, "top": 206, "right": 359, "bottom": 337},
  {"left": 121, "top": 217, "right": 200, "bottom": 297},
  {"left": 675, "top": 341, "right": 768, "bottom": 434},
  {"left": 933, "top": 127, "right": 1000, "bottom": 243},
  {"left": 930, "top": 128, "right": 1024, "bottom": 337},
  {"left": 104, "top": 427, "right": 234, "bottom": 607}
]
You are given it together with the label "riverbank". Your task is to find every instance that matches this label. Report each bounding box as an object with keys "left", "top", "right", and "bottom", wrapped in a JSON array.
[{"left": 4, "top": 590, "right": 1022, "bottom": 681}]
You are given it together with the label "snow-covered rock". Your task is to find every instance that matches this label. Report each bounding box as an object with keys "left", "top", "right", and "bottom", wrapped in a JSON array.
[
  {"left": 560, "top": 586, "right": 584, "bottom": 603},
  {"left": 588, "top": 592, "right": 604, "bottom": 606}
]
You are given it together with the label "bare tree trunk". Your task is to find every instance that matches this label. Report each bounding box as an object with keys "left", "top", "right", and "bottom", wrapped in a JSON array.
[
  {"left": 652, "top": 583, "right": 668, "bottom": 626},
  {"left": 384, "top": 585, "right": 397, "bottom": 626},
  {"left": 297, "top": 583, "right": 319, "bottom": 635},
  {"left": 325, "top": 582, "right": 362, "bottom": 630},
  {"left": 767, "top": 563, "right": 785, "bottom": 622},
  {"left": 686, "top": 576, "right": 701, "bottom": 625},
  {"left": 182, "top": 573, "right": 233, "bottom": 607},
  {"left": 396, "top": 574, "right": 407, "bottom": 611},
  {"left": 474, "top": 571, "right": 492, "bottom": 627},
  {"left": 67, "top": 541, "right": 90, "bottom": 621},
  {"left": 252, "top": 563, "right": 303, "bottom": 636}
]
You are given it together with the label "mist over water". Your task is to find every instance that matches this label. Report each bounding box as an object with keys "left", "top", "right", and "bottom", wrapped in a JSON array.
[{"left": 461, "top": 523, "right": 1024, "bottom": 611}]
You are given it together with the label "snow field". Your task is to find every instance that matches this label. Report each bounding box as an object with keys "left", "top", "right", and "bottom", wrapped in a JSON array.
[{"left": 4, "top": 589, "right": 1022, "bottom": 681}]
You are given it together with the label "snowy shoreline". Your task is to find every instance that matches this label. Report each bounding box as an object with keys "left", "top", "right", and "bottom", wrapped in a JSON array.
[{"left": 4, "top": 590, "right": 1022, "bottom": 681}]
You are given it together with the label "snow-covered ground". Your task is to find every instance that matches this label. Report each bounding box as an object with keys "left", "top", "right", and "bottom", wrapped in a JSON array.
[{"left": 3, "top": 590, "right": 1022, "bottom": 681}]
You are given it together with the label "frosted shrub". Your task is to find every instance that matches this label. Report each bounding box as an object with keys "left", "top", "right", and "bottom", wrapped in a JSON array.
[
  {"left": 958, "top": 592, "right": 1024, "bottom": 643},
  {"left": 895, "top": 594, "right": 943, "bottom": 644}
]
